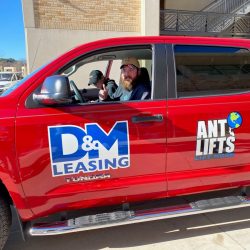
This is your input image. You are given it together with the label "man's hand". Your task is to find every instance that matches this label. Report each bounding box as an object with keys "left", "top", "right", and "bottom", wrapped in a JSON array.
[{"left": 99, "top": 84, "right": 108, "bottom": 101}]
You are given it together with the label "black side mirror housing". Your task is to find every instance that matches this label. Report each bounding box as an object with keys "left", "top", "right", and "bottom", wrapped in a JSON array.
[{"left": 33, "top": 75, "right": 72, "bottom": 105}]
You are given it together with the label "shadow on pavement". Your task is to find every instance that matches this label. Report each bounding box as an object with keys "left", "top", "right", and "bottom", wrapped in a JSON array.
[{"left": 4, "top": 206, "right": 250, "bottom": 250}]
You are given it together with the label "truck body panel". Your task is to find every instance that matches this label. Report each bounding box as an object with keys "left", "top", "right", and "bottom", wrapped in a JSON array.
[{"left": 0, "top": 36, "right": 250, "bottom": 224}]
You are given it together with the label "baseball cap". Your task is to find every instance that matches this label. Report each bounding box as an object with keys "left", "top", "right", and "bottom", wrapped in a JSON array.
[
  {"left": 120, "top": 57, "right": 140, "bottom": 69},
  {"left": 88, "top": 70, "right": 103, "bottom": 85}
]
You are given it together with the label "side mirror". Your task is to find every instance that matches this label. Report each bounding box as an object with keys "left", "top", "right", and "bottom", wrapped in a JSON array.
[{"left": 33, "top": 75, "right": 72, "bottom": 105}]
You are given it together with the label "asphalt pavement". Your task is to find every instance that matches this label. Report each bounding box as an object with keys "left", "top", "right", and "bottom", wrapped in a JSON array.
[{"left": 4, "top": 206, "right": 250, "bottom": 250}]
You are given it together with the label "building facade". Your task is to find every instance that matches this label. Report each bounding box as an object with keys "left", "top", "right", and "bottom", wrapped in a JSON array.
[
  {"left": 22, "top": 0, "right": 250, "bottom": 73},
  {"left": 22, "top": 0, "right": 159, "bottom": 72}
]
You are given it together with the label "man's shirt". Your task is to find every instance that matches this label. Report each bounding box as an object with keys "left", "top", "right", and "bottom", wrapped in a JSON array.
[{"left": 111, "top": 82, "right": 151, "bottom": 101}]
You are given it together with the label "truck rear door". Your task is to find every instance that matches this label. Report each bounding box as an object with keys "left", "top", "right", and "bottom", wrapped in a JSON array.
[{"left": 166, "top": 43, "right": 250, "bottom": 196}]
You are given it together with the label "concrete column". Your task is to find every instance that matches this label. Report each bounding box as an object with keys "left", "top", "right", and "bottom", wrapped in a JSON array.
[
  {"left": 21, "top": 0, "right": 36, "bottom": 73},
  {"left": 22, "top": 0, "right": 35, "bottom": 28},
  {"left": 141, "top": 0, "right": 160, "bottom": 36}
]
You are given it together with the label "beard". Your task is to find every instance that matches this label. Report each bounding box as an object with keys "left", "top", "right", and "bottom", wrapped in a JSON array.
[{"left": 121, "top": 77, "right": 136, "bottom": 91}]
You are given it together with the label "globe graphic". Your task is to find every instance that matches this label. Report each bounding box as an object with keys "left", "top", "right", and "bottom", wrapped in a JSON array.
[{"left": 227, "top": 112, "right": 242, "bottom": 129}]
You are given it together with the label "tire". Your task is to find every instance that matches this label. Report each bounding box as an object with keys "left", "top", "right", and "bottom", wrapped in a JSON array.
[{"left": 0, "top": 197, "right": 11, "bottom": 250}]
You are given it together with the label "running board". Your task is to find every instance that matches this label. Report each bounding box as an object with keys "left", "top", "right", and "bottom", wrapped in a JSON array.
[{"left": 29, "top": 195, "right": 250, "bottom": 236}]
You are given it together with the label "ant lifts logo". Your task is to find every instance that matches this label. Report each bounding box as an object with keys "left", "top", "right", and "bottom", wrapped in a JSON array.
[
  {"left": 195, "top": 112, "right": 242, "bottom": 160},
  {"left": 48, "top": 121, "right": 130, "bottom": 176}
]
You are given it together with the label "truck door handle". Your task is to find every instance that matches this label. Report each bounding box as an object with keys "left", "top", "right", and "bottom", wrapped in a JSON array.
[{"left": 132, "top": 114, "right": 163, "bottom": 123}]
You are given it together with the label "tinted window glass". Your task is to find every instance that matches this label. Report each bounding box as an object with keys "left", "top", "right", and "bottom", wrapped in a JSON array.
[{"left": 174, "top": 45, "right": 250, "bottom": 98}]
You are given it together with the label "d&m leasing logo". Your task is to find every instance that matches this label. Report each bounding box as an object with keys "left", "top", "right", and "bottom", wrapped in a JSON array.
[
  {"left": 48, "top": 121, "right": 130, "bottom": 176},
  {"left": 195, "top": 112, "right": 242, "bottom": 160}
]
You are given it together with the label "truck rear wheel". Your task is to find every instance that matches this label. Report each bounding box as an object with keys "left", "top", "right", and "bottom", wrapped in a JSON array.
[{"left": 0, "top": 197, "right": 11, "bottom": 250}]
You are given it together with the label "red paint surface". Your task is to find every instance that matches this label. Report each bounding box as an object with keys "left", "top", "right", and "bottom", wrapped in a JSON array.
[{"left": 0, "top": 36, "right": 249, "bottom": 220}]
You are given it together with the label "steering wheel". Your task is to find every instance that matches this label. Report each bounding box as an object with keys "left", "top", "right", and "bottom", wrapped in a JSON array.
[{"left": 69, "top": 80, "right": 85, "bottom": 103}]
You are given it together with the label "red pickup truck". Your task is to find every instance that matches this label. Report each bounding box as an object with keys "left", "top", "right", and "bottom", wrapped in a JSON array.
[{"left": 1, "top": 36, "right": 250, "bottom": 248}]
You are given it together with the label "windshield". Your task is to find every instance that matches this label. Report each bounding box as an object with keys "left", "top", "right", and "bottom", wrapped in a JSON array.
[{"left": 0, "top": 73, "right": 13, "bottom": 81}]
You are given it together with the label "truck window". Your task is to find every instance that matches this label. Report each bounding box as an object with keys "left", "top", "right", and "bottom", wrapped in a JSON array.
[
  {"left": 174, "top": 45, "right": 250, "bottom": 98},
  {"left": 60, "top": 47, "right": 152, "bottom": 103}
]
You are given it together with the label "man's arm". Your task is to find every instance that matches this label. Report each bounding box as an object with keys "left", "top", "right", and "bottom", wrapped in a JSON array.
[
  {"left": 99, "top": 84, "right": 108, "bottom": 101},
  {"left": 99, "top": 85, "right": 123, "bottom": 101}
]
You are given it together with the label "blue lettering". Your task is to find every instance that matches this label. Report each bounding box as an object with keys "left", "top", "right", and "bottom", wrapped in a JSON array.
[
  {"left": 98, "top": 159, "right": 103, "bottom": 170},
  {"left": 64, "top": 163, "right": 74, "bottom": 174},
  {"left": 88, "top": 161, "right": 97, "bottom": 171},
  {"left": 86, "top": 122, "right": 129, "bottom": 159},
  {"left": 49, "top": 126, "right": 87, "bottom": 163},
  {"left": 104, "top": 158, "right": 117, "bottom": 169},
  {"left": 49, "top": 122, "right": 130, "bottom": 172},
  {"left": 195, "top": 152, "right": 235, "bottom": 161},
  {"left": 118, "top": 157, "right": 129, "bottom": 167},
  {"left": 53, "top": 164, "right": 63, "bottom": 176},
  {"left": 75, "top": 162, "right": 88, "bottom": 173}
]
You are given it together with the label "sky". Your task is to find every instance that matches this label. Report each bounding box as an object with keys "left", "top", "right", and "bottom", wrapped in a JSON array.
[{"left": 0, "top": 0, "right": 26, "bottom": 60}]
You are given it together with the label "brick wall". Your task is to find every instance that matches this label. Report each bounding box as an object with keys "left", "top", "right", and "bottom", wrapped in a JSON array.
[{"left": 34, "top": 0, "right": 141, "bottom": 32}]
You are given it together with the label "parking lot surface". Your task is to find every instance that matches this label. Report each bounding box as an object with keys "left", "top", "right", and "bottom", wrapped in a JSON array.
[{"left": 4, "top": 206, "right": 250, "bottom": 250}]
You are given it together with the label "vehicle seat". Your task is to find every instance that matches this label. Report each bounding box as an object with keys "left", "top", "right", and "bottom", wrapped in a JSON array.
[{"left": 139, "top": 67, "right": 151, "bottom": 87}]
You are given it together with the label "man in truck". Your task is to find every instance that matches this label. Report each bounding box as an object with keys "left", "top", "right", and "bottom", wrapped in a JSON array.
[
  {"left": 88, "top": 69, "right": 117, "bottom": 101},
  {"left": 99, "top": 57, "right": 151, "bottom": 101}
]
